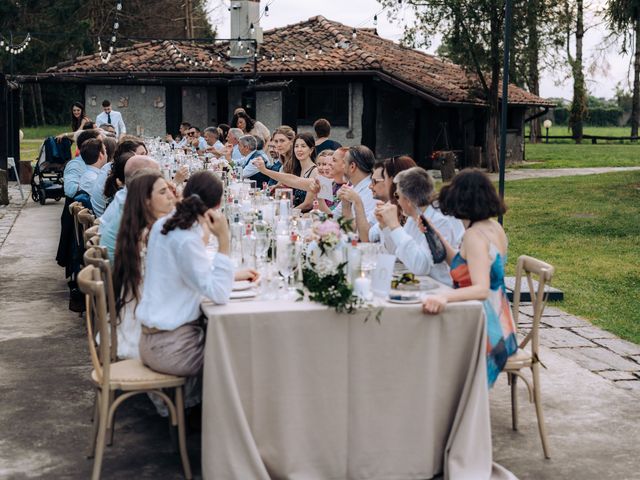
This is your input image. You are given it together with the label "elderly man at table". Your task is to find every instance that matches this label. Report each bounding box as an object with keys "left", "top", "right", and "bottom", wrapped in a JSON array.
[
  {"left": 99, "top": 155, "right": 160, "bottom": 262},
  {"left": 202, "top": 126, "right": 225, "bottom": 157},
  {"left": 227, "top": 128, "right": 244, "bottom": 163},
  {"left": 95, "top": 99, "right": 126, "bottom": 139},
  {"left": 237, "top": 135, "right": 272, "bottom": 186},
  {"left": 333, "top": 145, "right": 377, "bottom": 225},
  {"left": 375, "top": 167, "right": 464, "bottom": 286}
]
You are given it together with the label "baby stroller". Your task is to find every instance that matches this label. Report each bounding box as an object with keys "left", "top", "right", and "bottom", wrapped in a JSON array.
[{"left": 31, "top": 136, "right": 72, "bottom": 205}]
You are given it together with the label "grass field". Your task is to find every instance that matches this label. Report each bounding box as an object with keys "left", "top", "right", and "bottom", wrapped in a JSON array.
[
  {"left": 527, "top": 125, "right": 636, "bottom": 142},
  {"left": 522, "top": 143, "right": 640, "bottom": 169},
  {"left": 503, "top": 171, "right": 640, "bottom": 344},
  {"left": 20, "top": 125, "right": 68, "bottom": 162}
]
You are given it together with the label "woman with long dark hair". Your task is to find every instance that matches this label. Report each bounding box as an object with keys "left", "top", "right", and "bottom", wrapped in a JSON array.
[
  {"left": 136, "top": 171, "right": 233, "bottom": 377},
  {"left": 56, "top": 102, "right": 92, "bottom": 142},
  {"left": 231, "top": 109, "right": 270, "bottom": 144},
  {"left": 420, "top": 169, "right": 517, "bottom": 386},
  {"left": 112, "top": 171, "right": 176, "bottom": 359}
]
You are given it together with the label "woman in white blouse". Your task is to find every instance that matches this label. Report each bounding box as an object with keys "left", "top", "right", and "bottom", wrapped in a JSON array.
[
  {"left": 113, "top": 170, "right": 176, "bottom": 359},
  {"left": 375, "top": 167, "right": 465, "bottom": 286},
  {"left": 136, "top": 171, "right": 234, "bottom": 377}
]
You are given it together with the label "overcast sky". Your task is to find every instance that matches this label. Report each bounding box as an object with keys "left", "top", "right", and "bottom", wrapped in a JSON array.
[{"left": 207, "top": 0, "right": 632, "bottom": 101}]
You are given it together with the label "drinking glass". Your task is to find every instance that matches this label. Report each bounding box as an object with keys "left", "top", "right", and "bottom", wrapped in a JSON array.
[{"left": 277, "top": 240, "right": 298, "bottom": 299}]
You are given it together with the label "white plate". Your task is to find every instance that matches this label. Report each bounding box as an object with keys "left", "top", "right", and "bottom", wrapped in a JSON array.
[
  {"left": 230, "top": 289, "right": 257, "bottom": 300},
  {"left": 233, "top": 281, "right": 254, "bottom": 291},
  {"left": 387, "top": 294, "right": 422, "bottom": 304}
]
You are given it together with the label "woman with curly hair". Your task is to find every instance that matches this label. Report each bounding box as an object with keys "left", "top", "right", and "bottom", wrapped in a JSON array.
[
  {"left": 421, "top": 169, "right": 517, "bottom": 387},
  {"left": 113, "top": 171, "right": 176, "bottom": 359},
  {"left": 231, "top": 108, "right": 270, "bottom": 144}
]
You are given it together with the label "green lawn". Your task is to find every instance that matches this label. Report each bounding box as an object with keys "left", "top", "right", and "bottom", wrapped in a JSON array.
[
  {"left": 521, "top": 143, "right": 640, "bottom": 169},
  {"left": 503, "top": 171, "right": 640, "bottom": 344},
  {"left": 528, "top": 125, "right": 636, "bottom": 142},
  {"left": 19, "top": 125, "right": 68, "bottom": 162}
]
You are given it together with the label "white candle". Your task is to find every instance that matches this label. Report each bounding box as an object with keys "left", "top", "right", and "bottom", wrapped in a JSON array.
[
  {"left": 353, "top": 274, "right": 372, "bottom": 300},
  {"left": 261, "top": 203, "right": 274, "bottom": 223},
  {"left": 279, "top": 198, "right": 289, "bottom": 219}
]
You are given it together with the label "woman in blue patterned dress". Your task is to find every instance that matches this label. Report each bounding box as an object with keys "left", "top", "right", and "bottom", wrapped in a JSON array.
[{"left": 421, "top": 169, "right": 517, "bottom": 387}]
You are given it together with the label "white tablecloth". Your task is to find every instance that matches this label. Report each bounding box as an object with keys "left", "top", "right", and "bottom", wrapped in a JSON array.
[{"left": 201, "top": 298, "right": 517, "bottom": 480}]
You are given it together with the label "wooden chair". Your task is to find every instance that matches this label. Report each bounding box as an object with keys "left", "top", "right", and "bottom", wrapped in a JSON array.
[
  {"left": 69, "top": 201, "right": 85, "bottom": 250},
  {"left": 77, "top": 265, "right": 192, "bottom": 480},
  {"left": 504, "top": 254, "right": 555, "bottom": 459},
  {"left": 84, "top": 225, "right": 100, "bottom": 247},
  {"left": 78, "top": 209, "right": 96, "bottom": 245}
]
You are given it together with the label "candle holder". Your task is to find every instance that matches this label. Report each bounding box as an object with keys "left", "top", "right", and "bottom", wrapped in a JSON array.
[{"left": 275, "top": 188, "right": 293, "bottom": 219}]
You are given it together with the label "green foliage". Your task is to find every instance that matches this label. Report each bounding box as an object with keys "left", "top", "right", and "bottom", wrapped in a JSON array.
[
  {"left": 554, "top": 107, "right": 623, "bottom": 126},
  {"left": 520, "top": 142, "right": 640, "bottom": 167},
  {"left": 504, "top": 172, "right": 640, "bottom": 343},
  {"left": 300, "top": 265, "right": 360, "bottom": 315}
]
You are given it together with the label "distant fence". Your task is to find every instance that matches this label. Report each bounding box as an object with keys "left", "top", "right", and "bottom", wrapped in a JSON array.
[{"left": 534, "top": 135, "right": 640, "bottom": 144}]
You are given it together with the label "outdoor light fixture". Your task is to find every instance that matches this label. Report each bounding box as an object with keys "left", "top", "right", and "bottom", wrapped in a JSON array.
[
  {"left": 543, "top": 119, "right": 553, "bottom": 143},
  {"left": 117, "top": 2, "right": 122, "bottom": 11}
]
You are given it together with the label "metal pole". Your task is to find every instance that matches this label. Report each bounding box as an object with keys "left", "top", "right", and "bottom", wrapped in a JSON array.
[{"left": 498, "top": 0, "right": 512, "bottom": 225}]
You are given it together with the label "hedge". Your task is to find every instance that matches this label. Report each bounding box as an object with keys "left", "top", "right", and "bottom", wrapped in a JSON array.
[{"left": 553, "top": 107, "right": 623, "bottom": 126}]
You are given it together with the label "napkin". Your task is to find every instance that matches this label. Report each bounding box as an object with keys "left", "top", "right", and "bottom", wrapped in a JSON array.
[{"left": 317, "top": 175, "right": 334, "bottom": 201}]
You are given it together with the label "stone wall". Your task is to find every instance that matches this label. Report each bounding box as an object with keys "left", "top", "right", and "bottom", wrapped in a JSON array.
[
  {"left": 297, "top": 82, "right": 364, "bottom": 148},
  {"left": 256, "top": 91, "right": 282, "bottom": 133},
  {"left": 85, "top": 85, "right": 166, "bottom": 136},
  {"left": 181, "top": 86, "right": 209, "bottom": 131}
]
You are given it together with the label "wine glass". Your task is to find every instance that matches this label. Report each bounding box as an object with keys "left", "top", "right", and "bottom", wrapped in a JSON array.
[{"left": 277, "top": 240, "right": 298, "bottom": 299}]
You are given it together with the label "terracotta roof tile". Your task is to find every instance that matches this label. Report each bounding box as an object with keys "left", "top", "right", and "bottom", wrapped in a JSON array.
[{"left": 47, "top": 16, "right": 551, "bottom": 107}]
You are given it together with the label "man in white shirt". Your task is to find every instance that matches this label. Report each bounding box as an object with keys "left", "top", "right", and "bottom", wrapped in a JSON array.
[
  {"left": 376, "top": 167, "right": 464, "bottom": 286},
  {"left": 166, "top": 122, "right": 191, "bottom": 149},
  {"left": 78, "top": 138, "right": 108, "bottom": 195},
  {"left": 185, "top": 126, "right": 208, "bottom": 152},
  {"left": 202, "top": 126, "right": 225, "bottom": 156},
  {"left": 334, "top": 145, "right": 378, "bottom": 226},
  {"left": 95, "top": 100, "right": 126, "bottom": 139},
  {"left": 227, "top": 128, "right": 244, "bottom": 163}
]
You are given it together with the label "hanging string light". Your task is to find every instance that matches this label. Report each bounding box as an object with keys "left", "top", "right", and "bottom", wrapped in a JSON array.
[
  {"left": 169, "top": 41, "right": 218, "bottom": 68},
  {"left": 0, "top": 33, "right": 31, "bottom": 56},
  {"left": 97, "top": 0, "right": 123, "bottom": 64}
]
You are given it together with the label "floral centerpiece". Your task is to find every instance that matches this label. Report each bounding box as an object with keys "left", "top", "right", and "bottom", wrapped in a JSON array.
[{"left": 298, "top": 217, "right": 381, "bottom": 322}]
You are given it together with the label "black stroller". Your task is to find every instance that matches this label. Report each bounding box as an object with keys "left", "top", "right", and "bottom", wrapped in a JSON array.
[{"left": 31, "top": 136, "right": 72, "bottom": 205}]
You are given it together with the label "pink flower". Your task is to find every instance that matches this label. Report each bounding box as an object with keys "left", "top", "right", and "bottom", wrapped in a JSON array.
[{"left": 315, "top": 220, "right": 341, "bottom": 238}]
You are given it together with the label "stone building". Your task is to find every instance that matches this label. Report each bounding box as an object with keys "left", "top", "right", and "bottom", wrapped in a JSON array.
[{"left": 40, "top": 2, "right": 551, "bottom": 166}]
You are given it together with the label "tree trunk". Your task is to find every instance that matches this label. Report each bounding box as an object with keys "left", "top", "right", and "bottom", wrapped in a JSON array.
[
  {"left": 29, "top": 84, "right": 39, "bottom": 128},
  {"left": 485, "top": 1, "right": 501, "bottom": 173},
  {"left": 527, "top": 0, "right": 541, "bottom": 143},
  {"left": 631, "top": 13, "right": 640, "bottom": 139},
  {"left": 570, "top": 0, "right": 586, "bottom": 144},
  {"left": 35, "top": 84, "right": 46, "bottom": 125}
]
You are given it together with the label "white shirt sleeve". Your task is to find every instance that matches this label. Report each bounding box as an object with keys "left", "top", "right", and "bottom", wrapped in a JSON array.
[
  {"left": 389, "top": 224, "right": 435, "bottom": 276},
  {"left": 174, "top": 235, "right": 234, "bottom": 305}
]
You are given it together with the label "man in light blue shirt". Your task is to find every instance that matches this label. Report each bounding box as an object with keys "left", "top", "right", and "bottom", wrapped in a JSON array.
[
  {"left": 78, "top": 138, "right": 108, "bottom": 195},
  {"left": 99, "top": 155, "right": 160, "bottom": 261},
  {"left": 185, "top": 126, "right": 208, "bottom": 152},
  {"left": 90, "top": 163, "right": 112, "bottom": 217},
  {"left": 63, "top": 129, "right": 102, "bottom": 198},
  {"left": 238, "top": 135, "right": 270, "bottom": 180},
  {"left": 227, "top": 128, "right": 244, "bottom": 163}
]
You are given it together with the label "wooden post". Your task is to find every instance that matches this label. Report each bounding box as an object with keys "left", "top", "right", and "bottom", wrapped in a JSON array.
[
  {"left": 0, "top": 73, "right": 8, "bottom": 205},
  {"left": 35, "top": 83, "right": 46, "bottom": 125}
]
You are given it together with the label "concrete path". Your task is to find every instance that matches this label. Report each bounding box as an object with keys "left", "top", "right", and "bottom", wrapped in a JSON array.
[
  {"left": 1, "top": 199, "right": 639, "bottom": 479},
  {"left": 487, "top": 166, "right": 640, "bottom": 182}
]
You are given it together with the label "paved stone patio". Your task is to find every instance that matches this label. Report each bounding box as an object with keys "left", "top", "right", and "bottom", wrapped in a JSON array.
[
  {"left": 1, "top": 196, "right": 639, "bottom": 479},
  {"left": 0, "top": 182, "right": 29, "bottom": 248}
]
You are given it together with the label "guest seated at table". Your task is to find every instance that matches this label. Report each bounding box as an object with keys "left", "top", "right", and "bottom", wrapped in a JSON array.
[
  {"left": 55, "top": 102, "right": 91, "bottom": 142},
  {"left": 375, "top": 167, "right": 464, "bottom": 285},
  {"left": 165, "top": 122, "right": 191, "bottom": 149},
  {"left": 251, "top": 127, "right": 320, "bottom": 193},
  {"left": 421, "top": 169, "right": 517, "bottom": 386},
  {"left": 334, "top": 145, "right": 377, "bottom": 225},
  {"left": 185, "top": 126, "right": 208, "bottom": 152},
  {"left": 237, "top": 134, "right": 271, "bottom": 186},
  {"left": 63, "top": 129, "right": 103, "bottom": 200},
  {"left": 136, "top": 171, "right": 234, "bottom": 377},
  {"left": 226, "top": 128, "right": 244, "bottom": 163},
  {"left": 316, "top": 149, "right": 334, "bottom": 178},
  {"left": 202, "top": 126, "right": 225, "bottom": 157},
  {"left": 78, "top": 138, "right": 108, "bottom": 201},
  {"left": 99, "top": 155, "right": 161, "bottom": 262},
  {"left": 87, "top": 136, "right": 118, "bottom": 216},
  {"left": 113, "top": 170, "right": 176, "bottom": 359}
]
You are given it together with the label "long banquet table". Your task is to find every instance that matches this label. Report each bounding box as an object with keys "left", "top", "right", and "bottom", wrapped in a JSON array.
[{"left": 201, "top": 296, "right": 517, "bottom": 480}]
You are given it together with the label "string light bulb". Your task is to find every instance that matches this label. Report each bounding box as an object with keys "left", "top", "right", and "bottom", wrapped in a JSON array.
[
  {"left": 116, "top": 2, "right": 122, "bottom": 10},
  {"left": 352, "top": 28, "right": 357, "bottom": 39},
  {"left": 305, "top": 50, "right": 309, "bottom": 59},
  {"left": 264, "top": 5, "right": 269, "bottom": 16},
  {"left": 250, "top": 23, "right": 255, "bottom": 34},
  {"left": 374, "top": 14, "right": 378, "bottom": 26}
]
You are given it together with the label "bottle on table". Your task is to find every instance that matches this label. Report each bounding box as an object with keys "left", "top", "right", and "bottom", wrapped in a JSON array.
[{"left": 230, "top": 214, "right": 244, "bottom": 267}]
